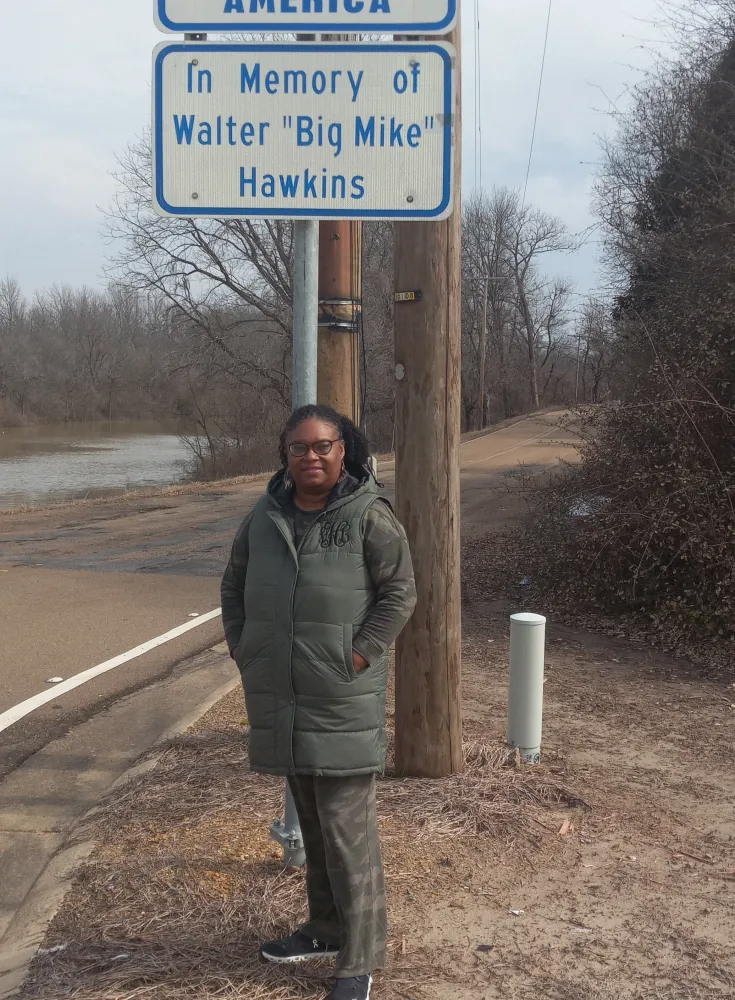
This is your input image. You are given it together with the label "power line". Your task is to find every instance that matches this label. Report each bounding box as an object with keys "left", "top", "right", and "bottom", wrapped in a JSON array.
[
  {"left": 522, "top": 0, "right": 553, "bottom": 209},
  {"left": 477, "top": 0, "right": 483, "bottom": 190},
  {"left": 473, "top": 0, "right": 480, "bottom": 190}
]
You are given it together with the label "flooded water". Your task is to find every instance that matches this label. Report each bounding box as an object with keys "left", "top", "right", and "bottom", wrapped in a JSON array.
[{"left": 0, "top": 422, "right": 193, "bottom": 510}]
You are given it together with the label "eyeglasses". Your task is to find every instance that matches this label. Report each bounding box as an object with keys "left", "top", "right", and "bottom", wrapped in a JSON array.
[{"left": 288, "top": 438, "right": 342, "bottom": 458}]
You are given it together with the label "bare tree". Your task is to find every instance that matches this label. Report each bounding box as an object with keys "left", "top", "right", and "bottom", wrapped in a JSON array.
[
  {"left": 505, "top": 6, "right": 735, "bottom": 646},
  {"left": 503, "top": 204, "right": 578, "bottom": 409},
  {"left": 0, "top": 277, "right": 25, "bottom": 331},
  {"left": 462, "top": 188, "right": 578, "bottom": 423},
  {"left": 104, "top": 133, "right": 295, "bottom": 408},
  {"left": 0, "top": 278, "right": 26, "bottom": 416},
  {"left": 463, "top": 191, "right": 517, "bottom": 424},
  {"left": 573, "top": 300, "right": 616, "bottom": 403}
]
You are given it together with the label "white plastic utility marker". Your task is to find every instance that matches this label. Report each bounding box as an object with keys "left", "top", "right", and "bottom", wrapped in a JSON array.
[{"left": 507, "top": 612, "right": 547, "bottom": 764}]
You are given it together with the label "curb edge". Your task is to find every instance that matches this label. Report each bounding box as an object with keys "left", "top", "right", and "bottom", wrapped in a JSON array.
[{"left": 0, "top": 663, "right": 240, "bottom": 998}]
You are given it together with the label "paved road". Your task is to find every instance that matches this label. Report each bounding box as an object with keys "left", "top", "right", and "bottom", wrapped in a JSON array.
[{"left": 0, "top": 412, "right": 576, "bottom": 778}]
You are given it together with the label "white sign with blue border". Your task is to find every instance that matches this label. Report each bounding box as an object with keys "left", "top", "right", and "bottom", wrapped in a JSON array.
[
  {"left": 155, "top": 1, "right": 457, "bottom": 35},
  {"left": 153, "top": 42, "right": 455, "bottom": 220}
]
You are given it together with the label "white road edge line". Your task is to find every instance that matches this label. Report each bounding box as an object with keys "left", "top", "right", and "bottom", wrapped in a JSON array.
[{"left": 0, "top": 608, "right": 223, "bottom": 734}]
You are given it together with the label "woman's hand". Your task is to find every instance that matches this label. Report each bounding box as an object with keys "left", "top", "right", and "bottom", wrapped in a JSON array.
[{"left": 352, "top": 651, "right": 369, "bottom": 673}]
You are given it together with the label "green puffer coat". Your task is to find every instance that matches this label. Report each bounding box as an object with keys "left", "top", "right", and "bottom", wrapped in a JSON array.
[{"left": 222, "top": 474, "right": 415, "bottom": 777}]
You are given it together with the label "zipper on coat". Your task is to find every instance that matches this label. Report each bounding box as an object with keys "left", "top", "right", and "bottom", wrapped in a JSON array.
[{"left": 269, "top": 506, "right": 328, "bottom": 772}]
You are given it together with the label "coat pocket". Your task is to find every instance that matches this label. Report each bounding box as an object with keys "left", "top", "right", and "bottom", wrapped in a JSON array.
[
  {"left": 235, "top": 622, "right": 272, "bottom": 675},
  {"left": 342, "top": 624, "right": 358, "bottom": 682},
  {"left": 234, "top": 629, "right": 255, "bottom": 675},
  {"left": 234, "top": 647, "right": 251, "bottom": 676}
]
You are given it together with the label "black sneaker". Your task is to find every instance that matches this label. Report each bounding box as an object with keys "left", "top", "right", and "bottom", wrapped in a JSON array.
[
  {"left": 260, "top": 930, "right": 339, "bottom": 964},
  {"left": 326, "top": 975, "right": 373, "bottom": 1000}
]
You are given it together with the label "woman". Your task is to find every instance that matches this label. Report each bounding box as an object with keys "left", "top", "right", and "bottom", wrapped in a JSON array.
[{"left": 221, "top": 405, "right": 416, "bottom": 1000}]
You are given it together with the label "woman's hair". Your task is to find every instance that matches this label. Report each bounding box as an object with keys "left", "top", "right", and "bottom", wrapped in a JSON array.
[{"left": 279, "top": 405, "right": 371, "bottom": 478}]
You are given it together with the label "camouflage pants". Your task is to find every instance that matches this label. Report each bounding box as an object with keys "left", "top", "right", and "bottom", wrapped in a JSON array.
[{"left": 288, "top": 774, "right": 387, "bottom": 978}]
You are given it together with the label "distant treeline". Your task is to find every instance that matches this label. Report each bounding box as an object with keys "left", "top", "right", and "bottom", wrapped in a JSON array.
[{"left": 1, "top": 139, "right": 602, "bottom": 477}]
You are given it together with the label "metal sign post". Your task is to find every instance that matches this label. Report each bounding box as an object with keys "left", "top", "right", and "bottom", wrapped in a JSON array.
[
  {"left": 155, "top": 0, "right": 457, "bottom": 35},
  {"left": 267, "top": 216, "right": 319, "bottom": 870},
  {"left": 292, "top": 220, "right": 320, "bottom": 408}
]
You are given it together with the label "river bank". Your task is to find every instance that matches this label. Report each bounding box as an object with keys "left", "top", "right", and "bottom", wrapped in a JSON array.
[{"left": 0, "top": 422, "right": 194, "bottom": 510}]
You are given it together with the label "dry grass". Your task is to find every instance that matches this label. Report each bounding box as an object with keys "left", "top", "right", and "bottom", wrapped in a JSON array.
[
  {"left": 16, "top": 616, "right": 735, "bottom": 1000},
  {"left": 18, "top": 721, "right": 582, "bottom": 1000},
  {"left": 380, "top": 737, "right": 588, "bottom": 841}
]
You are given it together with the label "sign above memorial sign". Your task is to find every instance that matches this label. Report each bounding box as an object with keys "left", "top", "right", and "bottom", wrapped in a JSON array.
[{"left": 155, "top": 0, "right": 457, "bottom": 36}]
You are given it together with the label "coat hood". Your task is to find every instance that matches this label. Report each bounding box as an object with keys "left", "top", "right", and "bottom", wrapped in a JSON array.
[{"left": 267, "top": 465, "right": 375, "bottom": 510}]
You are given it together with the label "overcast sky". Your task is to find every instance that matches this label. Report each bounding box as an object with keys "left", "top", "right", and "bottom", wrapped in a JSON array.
[{"left": 0, "top": 1, "right": 669, "bottom": 298}]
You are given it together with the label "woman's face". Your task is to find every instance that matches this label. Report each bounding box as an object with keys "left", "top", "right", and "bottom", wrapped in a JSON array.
[{"left": 286, "top": 418, "right": 346, "bottom": 493}]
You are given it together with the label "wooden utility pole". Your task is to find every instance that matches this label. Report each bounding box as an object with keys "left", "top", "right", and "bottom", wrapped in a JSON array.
[
  {"left": 315, "top": 31, "right": 361, "bottom": 423},
  {"left": 394, "top": 18, "right": 463, "bottom": 779},
  {"left": 317, "top": 220, "right": 362, "bottom": 423},
  {"left": 478, "top": 273, "right": 489, "bottom": 430}
]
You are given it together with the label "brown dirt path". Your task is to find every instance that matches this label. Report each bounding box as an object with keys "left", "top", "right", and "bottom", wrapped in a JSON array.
[
  {"left": 421, "top": 602, "right": 735, "bottom": 1000},
  {"left": 14, "top": 599, "right": 734, "bottom": 1000}
]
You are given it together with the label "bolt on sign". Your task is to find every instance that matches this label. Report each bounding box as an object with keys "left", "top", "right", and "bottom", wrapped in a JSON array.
[
  {"left": 155, "top": 0, "right": 457, "bottom": 35},
  {"left": 153, "top": 42, "right": 456, "bottom": 220}
]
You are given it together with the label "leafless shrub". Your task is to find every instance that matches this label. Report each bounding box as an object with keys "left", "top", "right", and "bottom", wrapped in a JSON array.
[
  {"left": 461, "top": 189, "right": 581, "bottom": 430},
  {"left": 472, "top": 13, "right": 735, "bottom": 654}
]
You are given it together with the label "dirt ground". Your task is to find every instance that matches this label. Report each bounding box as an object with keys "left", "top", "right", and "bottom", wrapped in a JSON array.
[
  {"left": 17, "top": 593, "right": 735, "bottom": 1000},
  {"left": 7, "top": 411, "right": 733, "bottom": 998},
  {"left": 426, "top": 602, "right": 735, "bottom": 1000}
]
